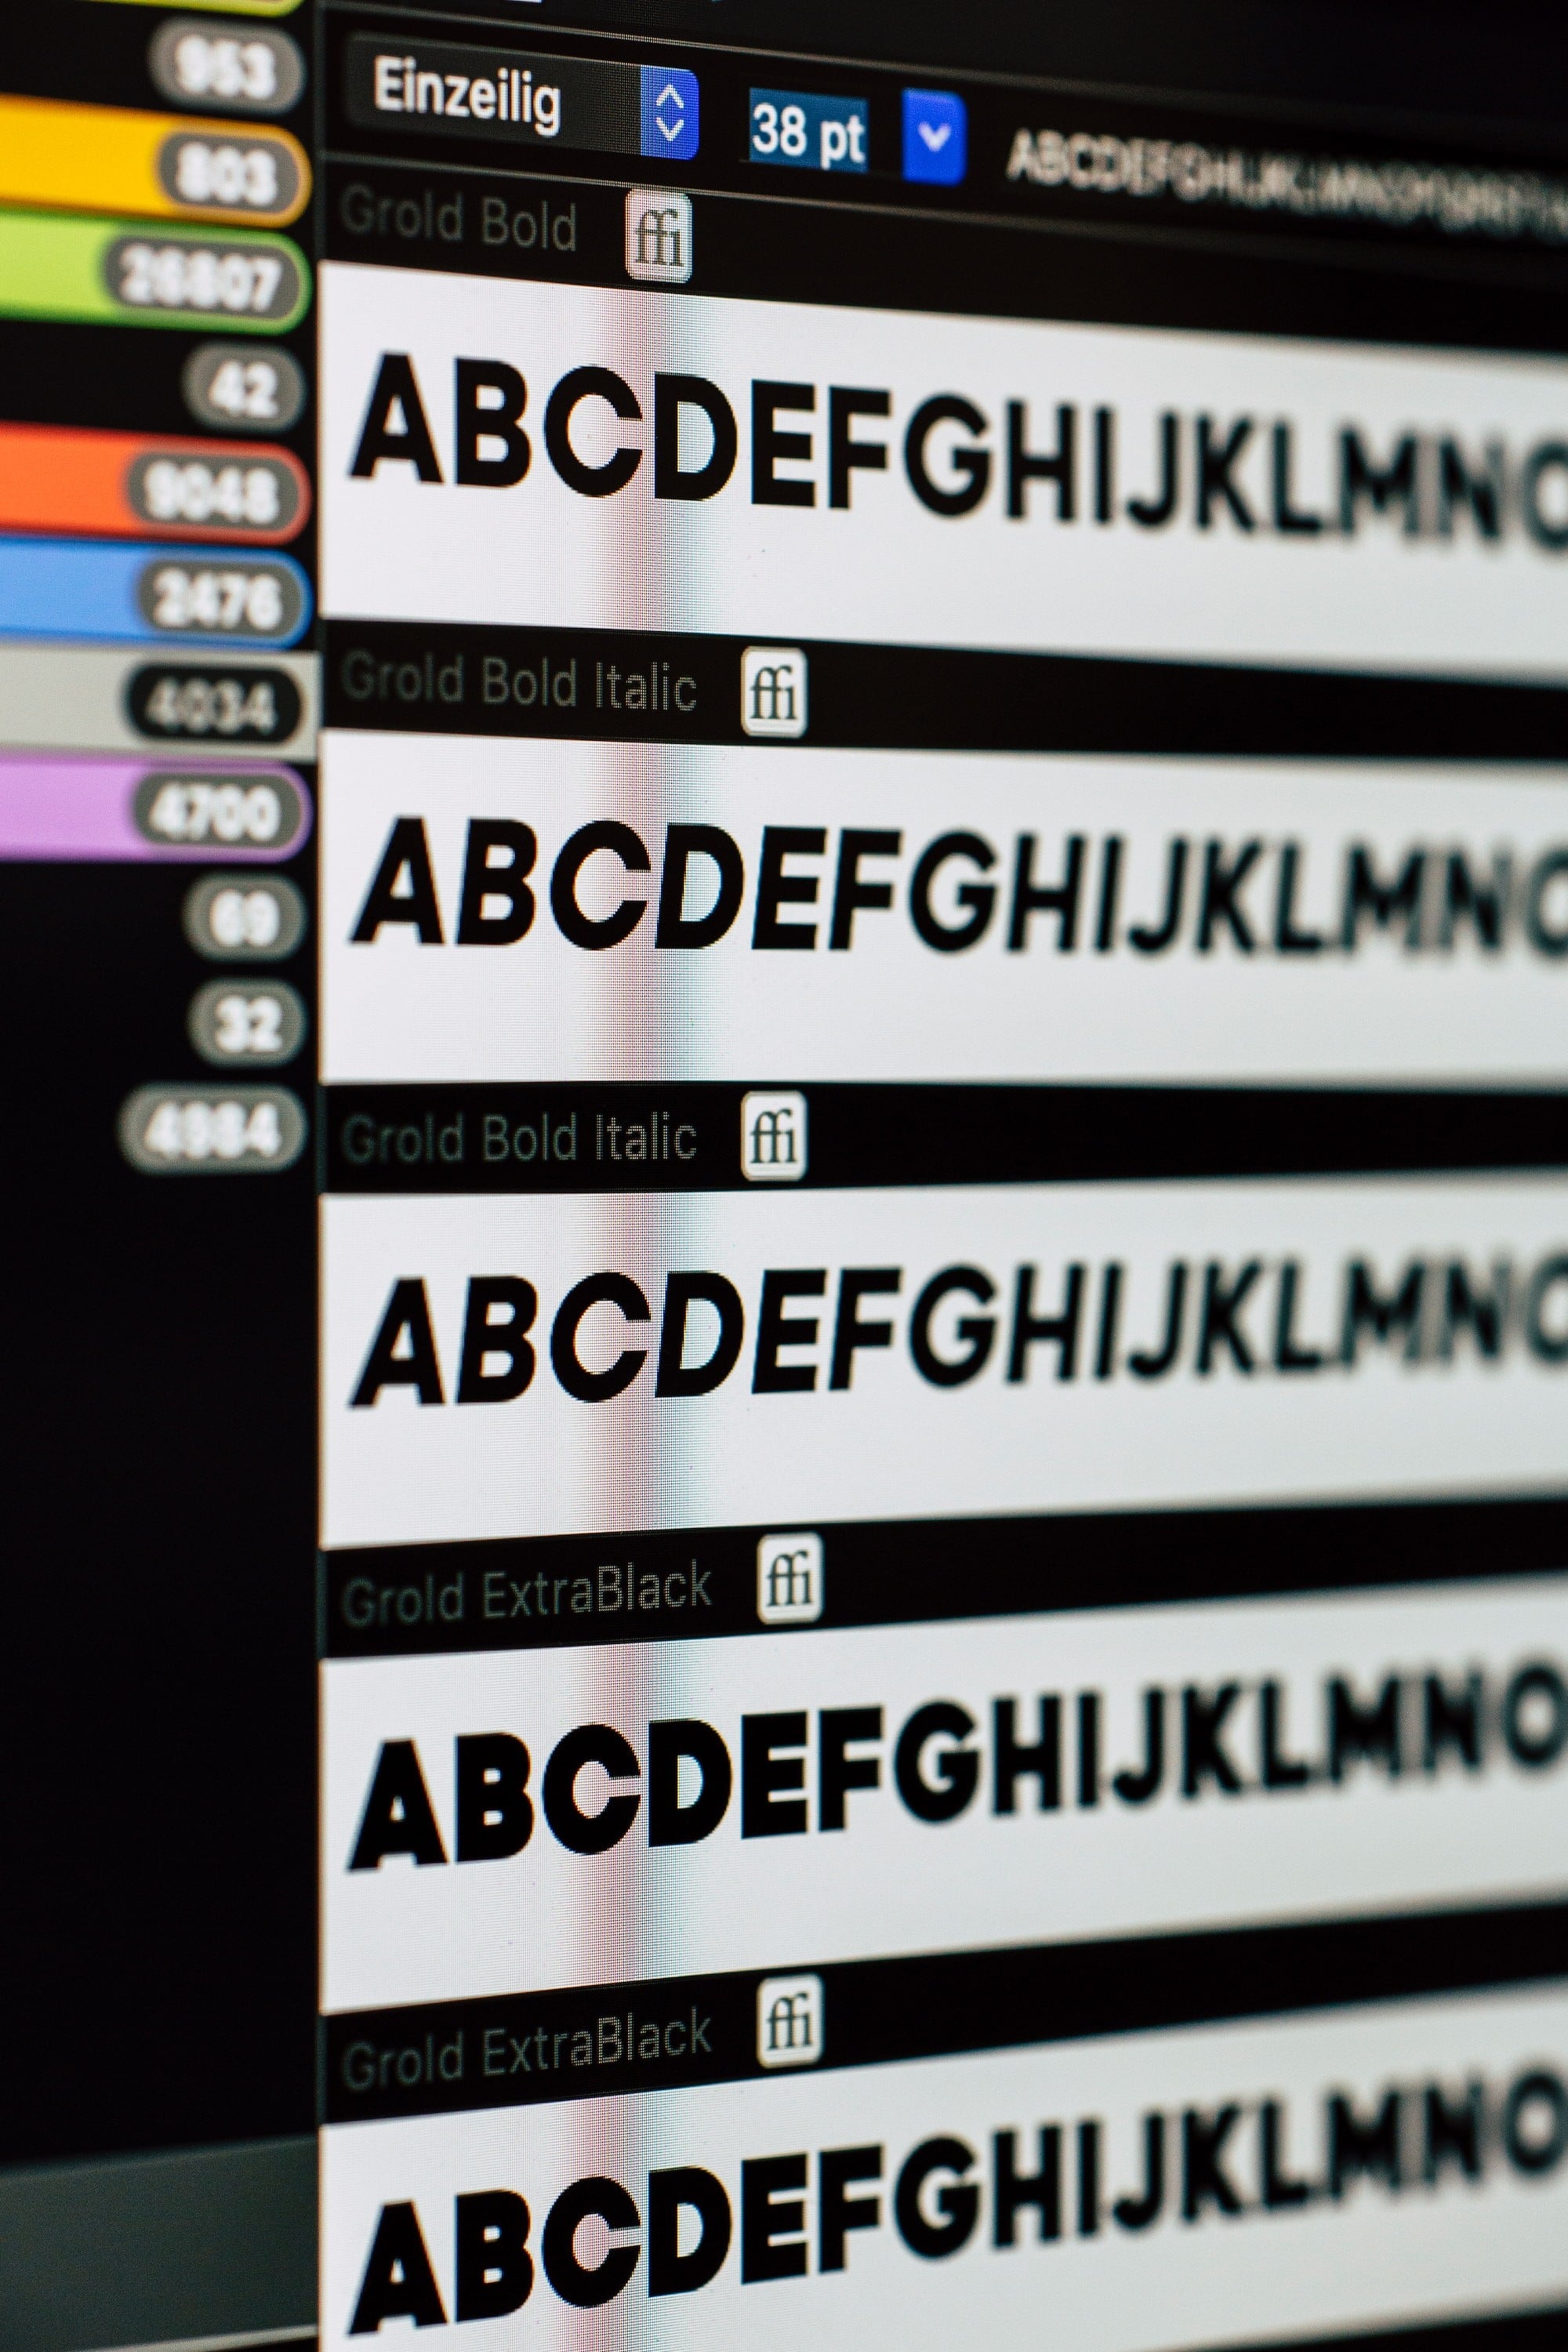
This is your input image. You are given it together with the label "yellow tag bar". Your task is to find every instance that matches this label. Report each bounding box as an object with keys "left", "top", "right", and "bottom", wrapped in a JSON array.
[
  {"left": 0, "top": 96, "right": 310, "bottom": 228},
  {"left": 91, "top": 0, "right": 303, "bottom": 14}
]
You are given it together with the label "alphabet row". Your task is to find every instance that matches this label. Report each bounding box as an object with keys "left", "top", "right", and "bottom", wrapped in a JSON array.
[
  {"left": 320, "top": 1175, "right": 1568, "bottom": 1548},
  {"left": 347, "top": 814, "right": 1568, "bottom": 960},
  {"left": 344, "top": 1250, "right": 1568, "bottom": 1409},
  {"left": 318, "top": 739, "right": 1568, "bottom": 1087},
  {"left": 321, "top": 1577, "right": 1568, "bottom": 2013},
  {"left": 344, "top": 1666, "right": 1566, "bottom": 1866},
  {"left": 345, "top": 348, "right": 1568, "bottom": 547},
  {"left": 321, "top": 1985, "right": 1568, "bottom": 2350},
  {"left": 321, "top": 273, "right": 1568, "bottom": 677}
]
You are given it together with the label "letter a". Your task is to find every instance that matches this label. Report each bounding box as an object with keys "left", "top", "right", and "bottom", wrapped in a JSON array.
[
  {"left": 352, "top": 818, "right": 445, "bottom": 943},
  {"left": 350, "top": 2201, "right": 448, "bottom": 2332},
  {"left": 350, "top": 354, "right": 444, "bottom": 481},
  {"left": 350, "top": 1279, "right": 445, "bottom": 1406},
  {"left": 349, "top": 1740, "right": 448, "bottom": 1869}
]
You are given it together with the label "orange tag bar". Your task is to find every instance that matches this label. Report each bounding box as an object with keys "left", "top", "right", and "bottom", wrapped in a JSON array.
[{"left": 0, "top": 424, "right": 310, "bottom": 544}]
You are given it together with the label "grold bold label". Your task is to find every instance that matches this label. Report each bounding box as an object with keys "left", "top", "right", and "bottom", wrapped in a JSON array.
[
  {"left": 321, "top": 1578, "right": 1568, "bottom": 2011},
  {"left": 321, "top": 1175, "right": 1568, "bottom": 1547},
  {"left": 321, "top": 265, "right": 1568, "bottom": 677},
  {"left": 321, "top": 732, "right": 1568, "bottom": 1086},
  {"left": 321, "top": 1986, "right": 1568, "bottom": 2349}
]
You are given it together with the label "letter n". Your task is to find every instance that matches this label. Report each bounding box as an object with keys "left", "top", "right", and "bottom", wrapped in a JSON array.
[
  {"left": 350, "top": 354, "right": 444, "bottom": 481},
  {"left": 350, "top": 2201, "right": 448, "bottom": 2332},
  {"left": 351, "top": 1279, "right": 445, "bottom": 1406}
]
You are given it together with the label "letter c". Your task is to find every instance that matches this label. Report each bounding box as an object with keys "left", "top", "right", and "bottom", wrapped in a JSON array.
[
  {"left": 550, "top": 1272, "right": 651, "bottom": 1400},
  {"left": 543, "top": 1724, "right": 642, "bottom": 1854},
  {"left": 542, "top": 2177, "right": 641, "bottom": 2306},
  {"left": 550, "top": 822, "right": 651, "bottom": 949},
  {"left": 544, "top": 366, "right": 643, "bottom": 495}
]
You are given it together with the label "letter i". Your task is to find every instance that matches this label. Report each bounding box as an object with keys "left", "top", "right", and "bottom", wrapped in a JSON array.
[
  {"left": 1077, "top": 1693, "right": 1101, "bottom": 1807},
  {"left": 1094, "top": 1263, "right": 1123, "bottom": 1380},
  {"left": 1077, "top": 2120, "right": 1102, "bottom": 2235},
  {"left": 1094, "top": 409, "right": 1116, "bottom": 524},
  {"left": 1095, "top": 838, "right": 1123, "bottom": 952}
]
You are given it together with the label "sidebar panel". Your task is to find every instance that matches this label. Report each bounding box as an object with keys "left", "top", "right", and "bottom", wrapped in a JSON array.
[{"left": 0, "top": 5, "right": 318, "bottom": 2347}]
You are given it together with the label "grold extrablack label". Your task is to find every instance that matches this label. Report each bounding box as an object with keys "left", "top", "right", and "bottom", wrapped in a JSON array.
[{"left": 321, "top": 1989, "right": 1568, "bottom": 2350}]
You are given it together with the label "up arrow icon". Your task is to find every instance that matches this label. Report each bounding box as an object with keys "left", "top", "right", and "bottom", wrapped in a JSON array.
[{"left": 641, "top": 64, "right": 700, "bottom": 162}]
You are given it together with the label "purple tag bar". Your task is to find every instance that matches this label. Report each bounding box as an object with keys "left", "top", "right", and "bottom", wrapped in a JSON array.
[{"left": 0, "top": 754, "right": 310, "bottom": 862}]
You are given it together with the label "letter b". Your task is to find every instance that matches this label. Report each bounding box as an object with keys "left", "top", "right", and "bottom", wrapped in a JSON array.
[
  {"left": 457, "top": 1278, "right": 537, "bottom": 1404},
  {"left": 457, "top": 821, "right": 537, "bottom": 945},
  {"left": 456, "top": 1733, "right": 533, "bottom": 1862},
  {"left": 455, "top": 360, "right": 531, "bottom": 487},
  {"left": 456, "top": 2190, "right": 532, "bottom": 2321}
]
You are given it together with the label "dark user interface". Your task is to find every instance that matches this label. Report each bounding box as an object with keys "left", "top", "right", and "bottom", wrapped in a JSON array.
[{"left": 2, "top": 5, "right": 1567, "bottom": 2350}]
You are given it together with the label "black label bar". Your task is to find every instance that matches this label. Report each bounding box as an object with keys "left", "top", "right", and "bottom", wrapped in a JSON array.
[
  {"left": 321, "top": 151, "right": 1568, "bottom": 357},
  {"left": 323, "top": 620, "right": 1568, "bottom": 757},
  {"left": 321, "top": 1082, "right": 1568, "bottom": 1196},
  {"left": 321, "top": 1897, "right": 1568, "bottom": 2122},
  {"left": 321, "top": 1493, "right": 1568, "bottom": 1659},
  {"left": 1225, "top": 2312, "right": 1567, "bottom": 2352}
]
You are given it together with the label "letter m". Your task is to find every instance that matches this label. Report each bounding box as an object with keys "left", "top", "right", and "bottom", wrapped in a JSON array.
[
  {"left": 1328, "top": 2089, "right": 1403, "bottom": 2197},
  {"left": 1341, "top": 1261, "right": 1424, "bottom": 1365},
  {"left": 1339, "top": 430, "right": 1417, "bottom": 535},
  {"left": 1340, "top": 847, "right": 1424, "bottom": 950}
]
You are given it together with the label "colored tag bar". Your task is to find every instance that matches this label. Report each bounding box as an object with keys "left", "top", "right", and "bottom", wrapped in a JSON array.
[
  {"left": 0, "top": 753, "right": 310, "bottom": 862},
  {"left": 93, "top": 0, "right": 303, "bottom": 14},
  {"left": 0, "top": 425, "right": 310, "bottom": 544},
  {"left": 0, "top": 537, "right": 311, "bottom": 648},
  {"left": 0, "top": 96, "right": 309, "bottom": 228},
  {"left": 0, "top": 212, "right": 310, "bottom": 332}
]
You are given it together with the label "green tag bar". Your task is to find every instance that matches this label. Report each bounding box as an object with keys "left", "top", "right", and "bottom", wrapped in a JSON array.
[{"left": 0, "top": 209, "right": 310, "bottom": 332}]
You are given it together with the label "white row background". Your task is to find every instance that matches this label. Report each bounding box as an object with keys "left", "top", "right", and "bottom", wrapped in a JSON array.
[
  {"left": 321, "top": 263, "right": 1568, "bottom": 677},
  {"left": 321, "top": 1175, "right": 1568, "bottom": 1548},
  {"left": 320, "top": 733, "right": 1568, "bottom": 1087},
  {"left": 322, "top": 1576, "right": 1568, "bottom": 2010},
  {"left": 321, "top": 1985, "right": 1568, "bottom": 2351}
]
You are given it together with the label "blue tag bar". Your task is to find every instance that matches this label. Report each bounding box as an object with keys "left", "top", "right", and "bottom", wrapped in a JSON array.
[{"left": 0, "top": 537, "right": 311, "bottom": 647}]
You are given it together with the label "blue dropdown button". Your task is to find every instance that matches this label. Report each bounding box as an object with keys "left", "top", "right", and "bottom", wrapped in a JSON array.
[{"left": 641, "top": 66, "right": 700, "bottom": 162}]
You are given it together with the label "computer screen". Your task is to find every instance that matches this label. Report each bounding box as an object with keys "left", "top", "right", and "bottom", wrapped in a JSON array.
[{"left": 2, "top": 5, "right": 1566, "bottom": 2350}]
